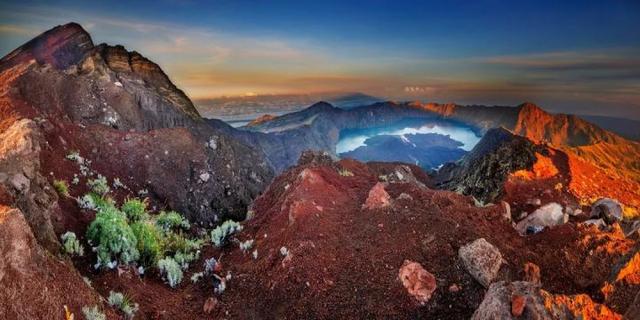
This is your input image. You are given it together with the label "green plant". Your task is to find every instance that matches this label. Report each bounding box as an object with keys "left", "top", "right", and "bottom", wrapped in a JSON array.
[
  {"left": 338, "top": 168, "right": 354, "bottom": 177},
  {"left": 77, "top": 192, "right": 115, "bottom": 211},
  {"left": 66, "top": 150, "right": 84, "bottom": 164},
  {"left": 86, "top": 206, "right": 139, "bottom": 268},
  {"left": 53, "top": 179, "right": 70, "bottom": 197},
  {"left": 60, "top": 231, "right": 84, "bottom": 256},
  {"left": 130, "top": 221, "right": 163, "bottom": 267},
  {"left": 163, "top": 232, "right": 204, "bottom": 270},
  {"left": 87, "top": 175, "right": 110, "bottom": 195},
  {"left": 156, "top": 211, "right": 190, "bottom": 232},
  {"left": 211, "top": 220, "right": 243, "bottom": 247},
  {"left": 82, "top": 305, "right": 106, "bottom": 320},
  {"left": 191, "top": 272, "right": 204, "bottom": 283},
  {"left": 238, "top": 239, "right": 254, "bottom": 252},
  {"left": 121, "top": 198, "right": 148, "bottom": 222},
  {"left": 158, "top": 257, "right": 183, "bottom": 288},
  {"left": 107, "top": 291, "right": 138, "bottom": 319}
]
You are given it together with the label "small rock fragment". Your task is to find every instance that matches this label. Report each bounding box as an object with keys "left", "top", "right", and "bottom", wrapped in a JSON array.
[
  {"left": 523, "top": 262, "right": 541, "bottom": 285},
  {"left": 511, "top": 294, "right": 526, "bottom": 317},
  {"left": 448, "top": 284, "right": 461, "bottom": 293},
  {"left": 398, "top": 260, "right": 437, "bottom": 305},
  {"left": 203, "top": 297, "right": 217, "bottom": 314},
  {"left": 363, "top": 182, "right": 391, "bottom": 210}
]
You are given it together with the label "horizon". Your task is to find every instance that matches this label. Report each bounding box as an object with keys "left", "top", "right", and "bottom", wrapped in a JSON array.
[{"left": 1, "top": 1, "right": 639, "bottom": 119}]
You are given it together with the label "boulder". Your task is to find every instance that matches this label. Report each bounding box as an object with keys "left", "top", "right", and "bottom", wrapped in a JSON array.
[
  {"left": 472, "top": 281, "right": 623, "bottom": 320},
  {"left": 515, "top": 202, "right": 567, "bottom": 235},
  {"left": 363, "top": 182, "right": 391, "bottom": 210},
  {"left": 459, "top": 238, "right": 504, "bottom": 287},
  {"left": 591, "top": 198, "right": 623, "bottom": 224},
  {"left": 398, "top": 260, "right": 437, "bottom": 305}
]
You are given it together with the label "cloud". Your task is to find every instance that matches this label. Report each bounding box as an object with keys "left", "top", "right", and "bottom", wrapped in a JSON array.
[
  {"left": 0, "top": 24, "right": 38, "bottom": 36},
  {"left": 482, "top": 50, "right": 640, "bottom": 72}
]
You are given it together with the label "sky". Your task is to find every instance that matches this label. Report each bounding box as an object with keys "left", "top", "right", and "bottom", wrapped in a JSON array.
[{"left": 0, "top": 0, "right": 639, "bottom": 119}]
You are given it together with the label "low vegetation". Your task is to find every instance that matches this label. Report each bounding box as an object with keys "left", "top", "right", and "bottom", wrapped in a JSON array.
[
  {"left": 86, "top": 205, "right": 140, "bottom": 268},
  {"left": 82, "top": 305, "right": 106, "bottom": 320},
  {"left": 211, "top": 220, "right": 243, "bottom": 247},
  {"left": 158, "top": 257, "right": 184, "bottom": 288},
  {"left": 338, "top": 168, "right": 354, "bottom": 177},
  {"left": 53, "top": 179, "right": 70, "bottom": 197},
  {"left": 60, "top": 231, "right": 84, "bottom": 256},
  {"left": 121, "top": 198, "right": 149, "bottom": 222},
  {"left": 108, "top": 291, "right": 138, "bottom": 319},
  {"left": 66, "top": 151, "right": 249, "bottom": 292}
]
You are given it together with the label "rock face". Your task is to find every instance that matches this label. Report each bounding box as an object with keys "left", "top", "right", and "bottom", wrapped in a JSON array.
[
  {"left": 0, "top": 207, "right": 110, "bottom": 319},
  {"left": 515, "top": 202, "right": 568, "bottom": 235},
  {"left": 0, "top": 23, "right": 273, "bottom": 224},
  {"left": 458, "top": 238, "right": 504, "bottom": 288},
  {"left": 0, "top": 119, "right": 59, "bottom": 251},
  {"left": 434, "top": 128, "right": 538, "bottom": 203},
  {"left": 398, "top": 260, "right": 437, "bottom": 305}
]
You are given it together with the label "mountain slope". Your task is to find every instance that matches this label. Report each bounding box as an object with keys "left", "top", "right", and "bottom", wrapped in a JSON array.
[{"left": 0, "top": 23, "right": 273, "bottom": 227}]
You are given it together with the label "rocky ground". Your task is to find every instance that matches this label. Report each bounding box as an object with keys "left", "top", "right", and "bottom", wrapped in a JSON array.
[{"left": 1, "top": 23, "right": 639, "bottom": 320}]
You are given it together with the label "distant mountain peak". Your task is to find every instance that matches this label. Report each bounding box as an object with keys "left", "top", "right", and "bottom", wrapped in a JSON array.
[{"left": 307, "top": 101, "right": 337, "bottom": 111}]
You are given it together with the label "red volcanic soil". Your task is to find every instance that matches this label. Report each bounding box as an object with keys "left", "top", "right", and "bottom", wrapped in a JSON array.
[
  {"left": 60, "top": 157, "right": 625, "bottom": 319},
  {"left": 20, "top": 133, "right": 637, "bottom": 319}
]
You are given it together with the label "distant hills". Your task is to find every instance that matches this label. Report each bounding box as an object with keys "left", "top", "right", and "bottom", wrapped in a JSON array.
[
  {"left": 580, "top": 115, "right": 640, "bottom": 141},
  {"left": 194, "top": 92, "right": 381, "bottom": 120}
]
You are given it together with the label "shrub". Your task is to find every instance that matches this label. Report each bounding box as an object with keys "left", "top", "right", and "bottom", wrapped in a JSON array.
[
  {"left": 158, "top": 257, "right": 183, "bottom": 288},
  {"left": 338, "top": 168, "right": 354, "bottom": 177},
  {"left": 87, "top": 175, "right": 110, "bottom": 195},
  {"left": 156, "top": 211, "right": 190, "bottom": 232},
  {"left": 121, "top": 198, "right": 148, "bottom": 222},
  {"left": 239, "top": 239, "right": 254, "bottom": 252},
  {"left": 130, "top": 221, "right": 163, "bottom": 267},
  {"left": 191, "top": 272, "right": 204, "bottom": 283},
  {"left": 173, "top": 251, "right": 198, "bottom": 270},
  {"left": 86, "top": 206, "right": 139, "bottom": 268},
  {"left": 78, "top": 192, "right": 115, "bottom": 212},
  {"left": 66, "top": 150, "right": 84, "bottom": 164},
  {"left": 211, "top": 220, "right": 243, "bottom": 247},
  {"left": 112, "top": 177, "right": 126, "bottom": 189},
  {"left": 82, "top": 305, "right": 106, "bottom": 320},
  {"left": 107, "top": 291, "right": 138, "bottom": 319},
  {"left": 53, "top": 179, "right": 69, "bottom": 197},
  {"left": 163, "top": 232, "right": 203, "bottom": 270},
  {"left": 60, "top": 231, "right": 84, "bottom": 256}
]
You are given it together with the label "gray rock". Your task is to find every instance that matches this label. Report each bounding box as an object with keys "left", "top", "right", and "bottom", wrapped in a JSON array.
[
  {"left": 199, "top": 172, "right": 211, "bottom": 183},
  {"left": 591, "top": 198, "right": 623, "bottom": 223},
  {"left": 459, "top": 238, "right": 504, "bottom": 287},
  {"left": 10, "top": 173, "right": 29, "bottom": 192},
  {"left": 471, "top": 281, "right": 548, "bottom": 320},
  {"left": 515, "top": 202, "right": 567, "bottom": 235}
]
